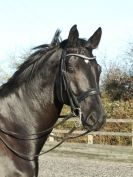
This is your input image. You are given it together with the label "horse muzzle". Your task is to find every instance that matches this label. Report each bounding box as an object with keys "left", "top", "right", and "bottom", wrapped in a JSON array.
[{"left": 81, "top": 112, "right": 106, "bottom": 131}]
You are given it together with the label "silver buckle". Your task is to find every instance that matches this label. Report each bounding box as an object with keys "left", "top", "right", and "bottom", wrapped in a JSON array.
[{"left": 73, "top": 108, "right": 82, "bottom": 127}]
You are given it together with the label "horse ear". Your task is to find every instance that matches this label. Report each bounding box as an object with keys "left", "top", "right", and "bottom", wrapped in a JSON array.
[
  {"left": 51, "top": 29, "right": 61, "bottom": 46},
  {"left": 67, "top": 25, "right": 79, "bottom": 47},
  {"left": 86, "top": 27, "right": 102, "bottom": 49}
]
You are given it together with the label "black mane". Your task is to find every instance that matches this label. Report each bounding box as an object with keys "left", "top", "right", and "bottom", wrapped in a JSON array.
[
  {"left": 0, "top": 30, "right": 62, "bottom": 96},
  {"left": 0, "top": 29, "right": 87, "bottom": 96}
]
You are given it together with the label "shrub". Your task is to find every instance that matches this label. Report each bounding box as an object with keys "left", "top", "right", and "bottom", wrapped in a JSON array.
[{"left": 102, "top": 67, "right": 133, "bottom": 101}]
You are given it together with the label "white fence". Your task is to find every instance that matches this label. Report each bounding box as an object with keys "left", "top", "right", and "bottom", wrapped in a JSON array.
[{"left": 49, "top": 118, "right": 133, "bottom": 147}]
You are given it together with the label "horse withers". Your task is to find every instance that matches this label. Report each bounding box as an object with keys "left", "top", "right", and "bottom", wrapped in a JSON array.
[{"left": 0, "top": 25, "right": 105, "bottom": 177}]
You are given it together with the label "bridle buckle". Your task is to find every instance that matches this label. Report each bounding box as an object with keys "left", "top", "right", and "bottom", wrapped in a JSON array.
[{"left": 73, "top": 107, "right": 82, "bottom": 127}]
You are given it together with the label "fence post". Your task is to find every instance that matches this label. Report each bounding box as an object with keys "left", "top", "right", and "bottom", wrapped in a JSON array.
[
  {"left": 49, "top": 133, "right": 54, "bottom": 142},
  {"left": 132, "top": 122, "right": 133, "bottom": 147},
  {"left": 87, "top": 134, "right": 93, "bottom": 144}
]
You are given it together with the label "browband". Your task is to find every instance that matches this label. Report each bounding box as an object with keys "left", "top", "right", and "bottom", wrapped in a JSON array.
[{"left": 66, "top": 53, "right": 96, "bottom": 60}]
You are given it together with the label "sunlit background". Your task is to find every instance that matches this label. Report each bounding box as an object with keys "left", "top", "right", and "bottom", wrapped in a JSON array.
[{"left": 0, "top": 0, "right": 133, "bottom": 79}]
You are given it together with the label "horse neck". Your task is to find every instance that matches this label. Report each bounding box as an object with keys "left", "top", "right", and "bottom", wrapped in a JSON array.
[
  {"left": 20, "top": 56, "right": 62, "bottom": 130},
  {"left": 1, "top": 50, "right": 63, "bottom": 133}
]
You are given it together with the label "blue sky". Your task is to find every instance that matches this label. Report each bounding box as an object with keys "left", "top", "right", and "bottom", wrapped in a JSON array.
[{"left": 0, "top": 0, "right": 133, "bottom": 74}]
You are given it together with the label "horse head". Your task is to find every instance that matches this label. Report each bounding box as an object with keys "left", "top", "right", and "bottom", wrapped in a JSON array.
[{"left": 55, "top": 25, "right": 106, "bottom": 131}]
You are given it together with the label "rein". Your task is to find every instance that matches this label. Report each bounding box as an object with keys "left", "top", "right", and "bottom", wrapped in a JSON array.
[
  {"left": 0, "top": 113, "right": 90, "bottom": 161},
  {"left": 0, "top": 114, "right": 74, "bottom": 140}
]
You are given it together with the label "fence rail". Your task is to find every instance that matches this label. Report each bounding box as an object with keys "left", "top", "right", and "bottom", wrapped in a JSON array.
[{"left": 49, "top": 118, "right": 133, "bottom": 147}]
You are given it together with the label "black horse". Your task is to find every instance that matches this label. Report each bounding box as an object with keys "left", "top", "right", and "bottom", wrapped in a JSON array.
[{"left": 0, "top": 25, "right": 105, "bottom": 177}]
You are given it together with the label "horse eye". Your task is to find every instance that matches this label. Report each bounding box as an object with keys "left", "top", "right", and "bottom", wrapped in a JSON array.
[
  {"left": 67, "top": 64, "right": 74, "bottom": 73},
  {"left": 68, "top": 66, "right": 74, "bottom": 73}
]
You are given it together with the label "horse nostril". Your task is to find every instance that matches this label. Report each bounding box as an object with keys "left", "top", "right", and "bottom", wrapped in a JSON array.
[
  {"left": 82, "top": 112, "right": 106, "bottom": 131},
  {"left": 86, "top": 114, "right": 96, "bottom": 126},
  {"left": 87, "top": 117, "right": 95, "bottom": 126}
]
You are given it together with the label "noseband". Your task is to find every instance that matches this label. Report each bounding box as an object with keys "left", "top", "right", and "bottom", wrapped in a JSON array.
[{"left": 58, "top": 52, "right": 99, "bottom": 115}]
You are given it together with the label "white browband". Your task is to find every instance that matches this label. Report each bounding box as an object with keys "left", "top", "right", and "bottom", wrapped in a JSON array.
[{"left": 66, "top": 54, "right": 96, "bottom": 60}]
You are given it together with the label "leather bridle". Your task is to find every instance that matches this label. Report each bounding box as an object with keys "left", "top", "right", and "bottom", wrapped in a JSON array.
[{"left": 59, "top": 52, "right": 99, "bottom": 116}]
